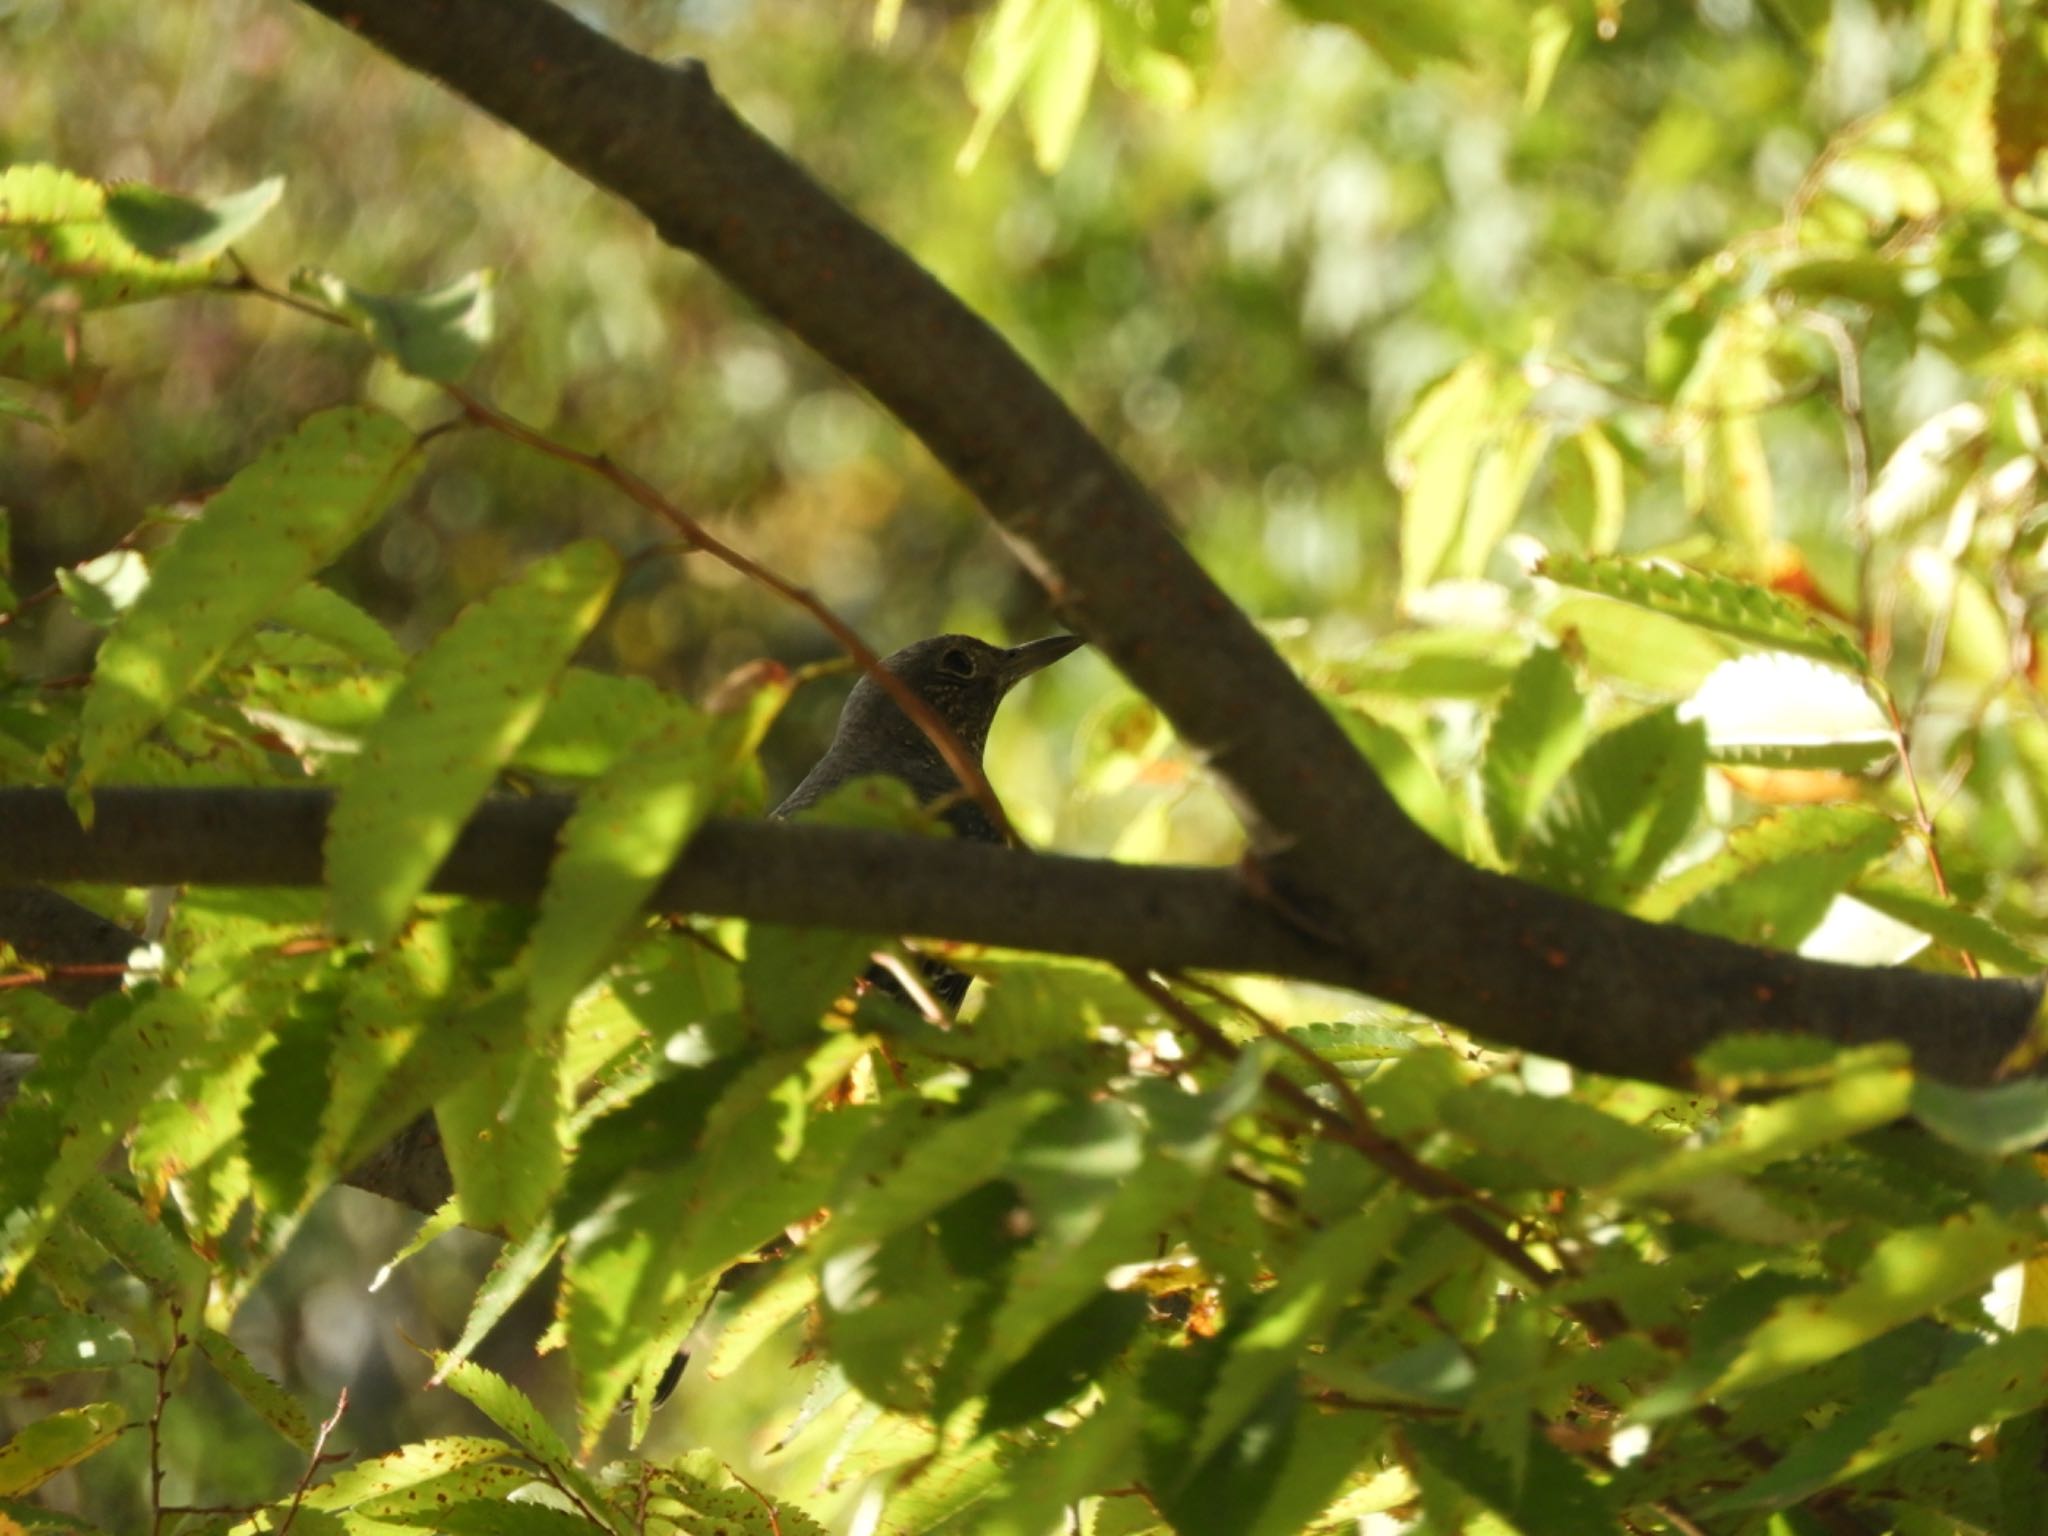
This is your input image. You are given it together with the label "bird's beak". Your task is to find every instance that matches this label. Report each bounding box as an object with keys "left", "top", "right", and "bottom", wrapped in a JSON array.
[{"left": 998, "top": 634, "right": 1085, "bottom": 689}]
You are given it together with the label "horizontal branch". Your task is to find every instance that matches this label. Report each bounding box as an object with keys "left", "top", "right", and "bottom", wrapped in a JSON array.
[{"left": 4, "top": 787, "right": 2041, "bottom": 1087}]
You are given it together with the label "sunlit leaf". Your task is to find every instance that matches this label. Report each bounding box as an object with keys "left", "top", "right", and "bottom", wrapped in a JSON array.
[
  {"left": 0, "top": 1403, "right": 125, "bottom": 1496},
  {"left": 327, "top": 539, "right": 619, "bottom": 944},
  {"left": 104, "top": 176, "right": 284, "bottom": 262}
]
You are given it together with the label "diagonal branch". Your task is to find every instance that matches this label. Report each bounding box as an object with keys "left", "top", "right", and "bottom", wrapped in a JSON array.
[
  {"left": 268, "top": 0, "right": 2038, "bottom": 1084},
  {"left": 2, "top": 786, "right": 2038, "bottom": 1087}
]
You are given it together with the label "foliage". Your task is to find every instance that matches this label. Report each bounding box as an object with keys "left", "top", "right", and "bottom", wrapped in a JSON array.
[{"left": 9, "top": 1, "right": 2048, "bottom": 1534}]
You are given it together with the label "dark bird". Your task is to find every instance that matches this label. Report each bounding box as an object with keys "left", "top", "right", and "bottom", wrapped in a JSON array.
[
  {"left": 774, "top": 632, "right": 1084, "bottom": 1008},
  {"left": 643, "top": 632, "right": 1082, "bottom": 1411}
]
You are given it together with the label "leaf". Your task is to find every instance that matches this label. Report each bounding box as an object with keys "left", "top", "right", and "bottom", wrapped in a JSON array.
[
  {"left": 1639, "top": 804, "right": 1899, "bottom": 948},
  {"left": 293, "top": 1436, "right": 527, "bottom": 1512},
  {"left": 1390, "top": 357, "right": 1498, "bottom": 595},
  {"left": 1455, "top": 415, "right": 1549, "bottom": 577},
  {"left": 438, "top": 1220, "right": 565, "bottom": 1383},
  {"left": 1554, "top": 424, "right": 1628, "bottom": 555},
  {"left": 1681, "top": 653, "right": 1893, "bottom": 771},
  {"left": 67, "top": 1177, "right": 207, "bottom": 1314},
  {"left": 0, "top": 164, "right": 107, "bottom": 225},
  {"left": 1480, "top": 644, "right": 1587, "bottom": 862},
  {"left": 0, "top": 1403, "right": 125, "bottom": 1495},
  {"left": 1861, "top": 402, "right": 1988, "bottom": 538},
  {"left": 196, "top": 1326, "right": 317, "bottom": 1451},
  {"left": 1545, "top": 594, "right": 1731, "bottom": 694},
  {"left": 1537, "top": 555, "right": 1868, "bottom": 674},
  {"left": 103, "top": 176, "right": 284, "bottom": 262},
  {"left": 1332, "top": 706, "right": 1465, "bottom": 853},
  {"left": 1850, "top": 877, "right": 2048, "bottom": 972},
  {"left": 0, "top": 989, "right": 208, "bottom": 1290},
  {"left": 1440, "top": 1086, "right": 1667, "bottom": 1189},
  {"left": 293, "top": 267, "right": 497, "bottom": 382},
  {"left": 1911, "top": 1078, "right": 2048, "bottom": 1157},
  {"left": 1403, "top": 1419, "right": 1623, "bottom": 1535},
  {"left": 267, "top": 582, "right": 406, "bottom": 669},
  {"left": 959, "top": 0, "right": 1101, "bottom": 173},
  {"left": 379, "top": 1500, "right": 604, "bottom": 1534},
  {"left": 741, "top": 923, "right": 881, "bottom": 1045},
  {"left": 1690, "top": 413, "right": 1774, "bottom": 559},
  {"left": 55, "top": 549, "right": 148, "bottom": 628},
  {"left": 0, "top": 1312, "right": 133, "bottom": 1381},
  {"left": 526, "top": 678, "right": 785, "bottom": 1038},
  {"left": 327, "top": 539, "right": 620, "bottom": 945},
  {"left": 981, "top": 1289, "right": 1146, "bottom": 1433},
  {"left": 1519, "top": 707, "right": 1705, "bottom": 906},
  {"left": 1195, "top": 1198, "right": 1409, "bottom": 1459},
  {"left": 1614, "top": 1067, "right": 1914, "bottom": 1197},
  {"left": 1712, "top": 1207, "right": 2038, "bottom": 1396},
  {"left": 432, "top": 1357, "right": 622, "bottom": 1532},
  {"left": 77, "top": 407, "right": 421, "bottom": 787}
]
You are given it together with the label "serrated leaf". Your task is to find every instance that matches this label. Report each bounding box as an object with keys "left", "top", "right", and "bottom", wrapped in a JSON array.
[
  {"left": 740, "top": 923, "right": 881, "bottom": 1045},
  {"left": 1638, "top": 805, "right": 1899, "bottom": 948},
  {"left": 77, "top": 407, "right": 420, "bottom": 787},
  {"left": 295, "top": 1436, "right": 527, "bottom": 1512},
  {"left": 432, "top": 1357, "right": 622, "bottom": 1532},
  {"left": 294, "top": 267, "right": 496, "bottom": 382},
  {"left": 1195, "top": 1198, "right": 1408, "bottom": 1459},
  {"left": 1681, "top": 653, "right": 1892, "bottom": 771},
  {"left": 68, "top": 1177, "right": 207, "bottom": 1314},
  {"left": 1614, "top": 1067, "right": 1913, "bottom": 1197},
  {"left": 104, "top": 176, "right": 284, "bottom": 263},
  {"left": 196, "top": 1326, "right": 316, "bottom": 1450},
  {"left": 526, "top": 679, "right": 785, "bottom": 1039},
  {"left": 1712, "top": 1207, "right": 2038, "bottom": 1396},
  {"left": 1440, "top": 1085, "right": 1667, "bottom": 1189},
  {"left": 327, "top": 539, "right": 619, "bottom": 945},
  {"left": 1332, "top": 705, "right": 1465, "bottom": 853},
  {"left": 378, "top": 1500, "right": 602, "bottom": 1534},
  {"left": 1519, "top": 707, "right": 1706, "bottom": 906},
  {"left": 1544, "top": 594, "right": 1732, "bottom": 694},
  {"left": 1404, "top": 1419, "right": 1622, "bottom": 1535},
  {"left": 705, "top": 1264, "right": 819, "bottom": 1380},
  {"left": 1538, "top": 555, "right": 1868, "bottom": 674},
  {"left": 0, "top": 989, "right": 208, "bottom": 1290},
  {"left": 1481, "top": 644, "right": 1587, "bottom": 861},
  {"left": 0, "top": 165, "right": 106, "bottom": 225},
  {"left": 0, "top": 1403, "right": 125, "bottom": 1495},
  {"left": 439, "top": 1220, "right": 565, "bottom": 1383},
  {"left": 267, "top": 582, "right": 405, "bottom": 669},
  {"left": 0, "top": 1311, "right": 134, "bottom": 1381},
  {"left": 1850, "top": 877, "right": 2047, "bottom": 972},
  {"left": 439, "top": 1026, "right": 564, "bottom": 1239}
]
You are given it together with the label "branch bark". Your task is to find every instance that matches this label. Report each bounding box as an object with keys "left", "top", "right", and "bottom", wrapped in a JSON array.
[{"left": 3, "top": 786, "right": 2039, "bottom": 1086}]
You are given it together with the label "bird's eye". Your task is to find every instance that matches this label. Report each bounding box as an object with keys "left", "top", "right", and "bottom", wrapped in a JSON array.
[{"left": 939, "top": 647, "right": 976, "bottom": 678}]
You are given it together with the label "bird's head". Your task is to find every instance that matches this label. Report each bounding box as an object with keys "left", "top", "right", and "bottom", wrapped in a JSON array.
[{"left": 842, "top": 632, "right": 1084, "bottom": 758}]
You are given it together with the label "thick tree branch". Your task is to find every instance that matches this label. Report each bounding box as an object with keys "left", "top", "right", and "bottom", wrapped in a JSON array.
[
  {"left": 267, "top": 0, "right": 2042, "bottom": 1084},
  {"left": 2, "top": 787, "right": 2039, "bottom": 1087}
]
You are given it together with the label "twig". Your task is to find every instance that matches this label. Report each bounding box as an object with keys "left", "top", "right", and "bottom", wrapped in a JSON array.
[
  {"left": 276, "top": 1388, "right": 349, "bottom": 1536},
  {"left": 1873, "top": 683, "right": 1980, "bottom": 976},
  {"left": 147, "top": 1309, "right": 185, "bottom": 1536}
]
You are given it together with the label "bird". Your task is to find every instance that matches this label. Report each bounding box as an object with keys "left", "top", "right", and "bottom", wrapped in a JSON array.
[
  {"left": 642, "top": 631, "right": 1082, "bottom": 1411},
  {"left": 772, "top": 631, "right": 1084, "bottom": 1010}
]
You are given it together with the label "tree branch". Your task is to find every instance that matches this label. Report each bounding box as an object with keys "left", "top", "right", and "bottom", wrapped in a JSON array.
[{"left": 3, "top": 786, "right": 2039, "bottom": 1087}]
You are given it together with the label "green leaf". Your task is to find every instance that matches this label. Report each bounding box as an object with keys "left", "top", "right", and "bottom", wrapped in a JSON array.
[
  {"left": 1614, "top": 1067, "right": 1914, "bottom": 1197},
  {"left": 1911, "top": 1078, "right": 2048, "bottom": 1156},
  {"left": 242, "top": 987, "right": 340, "bottom": 1214},
  {"left": 55, "top": 549, "right": 148, "bottom": 628},
  {"left": 293, "top": 1436, "right": 527, "bottom": 1513},
  {"left": 1195, "top": 1198, "right": 1409, "bottom": 1459},
  {"left": 0, "top": 1311, "right": 134, "bottom": 1381},
  {"left": 103, "top": 176, "right": 284, "bottom": 262},
  {"left": 1391, "top": 357, "right": 1498, "bottom": 595},
  {"left": 379, "top": 1500, "right": 605, "bottom": 1534},
  {"left": 1481, "top": 644, "right": 1587, "bottom": 862},
  {"left": 267, "top": 581, "right": 406, "bottom": 669},
  {"left": 1280, "top": 0, "right": 1467, "bottom": 72},
  {"left": 327, "top": 539, "right": 620, "bottom": 944},
  {"left": 1440, "top": 1086, "right": 1667, "bottom": 1189},
  {"left": 1554, "top": 423, "right": 1627, "bottom": 555},
  {"left": 1332, "top": 705, "right": 1465, "bottom": 853},
  {"left": 77, "top": 407, "right": 421, "bottom": 787},
  {"left": 1520, "top": 707, "right": 1704, "bottom": 906},
  {"left": 960, "top": 0, "right": 1101, "bottom": 173},
  {"left": 1537, "top": 555, "right": 1868, "bottom": 674},
  {"left": 741, "top": 923, "right": 882, "bottom": 1044},
  {"left": 0, "top": 989, "right": 209, "bottom": 1290},
  {"left": 1712, "top": 1207, "right": 2038, "bottom": 1396},
  {"left": 196, "top": 1326, "right": 317, "bottom": 1451},
  {"left": 526, "top": 678, "right": 785, "bottom": 1039},
  {"left": 440, "top": 1220, "right": 565, "bottom": 1383},
  {"left": 0, "top": 1402, "right": 125, "bottom": 1495},
  {"left": 293, "top": 267, "right": 497, "bottom": 382},
  {"left": 68, "top": 1177, "right": 207, "bottom": 1315},
  {"left": 1639, "top": 804, "right": 1899, "bottom": 948},
  {"left": 982, "top": 1289, "right": 1146, "bottom": 1433},
  {"left": 432, "top": 1357, "right": 622, "bottom": 1532},
  {"left": 1545, "top": 594, "right": 1731, "bottom": 694},
  {"left": 0, "top": 164, "right": 107, "bottom": 225},
  {"left": 1404, "top": 1419, "right": 1622, "bottom": 1535},
  {"left": 1850, "top": 877, "right": 2048, "bottom": 972}
]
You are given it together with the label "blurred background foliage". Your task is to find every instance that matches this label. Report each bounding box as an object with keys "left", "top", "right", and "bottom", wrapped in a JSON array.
[{"left": 16, "top": 0, "right": 2048, "bottom": 1528}]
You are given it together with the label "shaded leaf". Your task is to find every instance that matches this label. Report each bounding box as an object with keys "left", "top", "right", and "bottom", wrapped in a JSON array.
[
  {"left": 294, "top": 267, "right": 496, "bottom": 382},
  {"left": 104, "top": 176, "right": 284, "bottom": 262}
]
